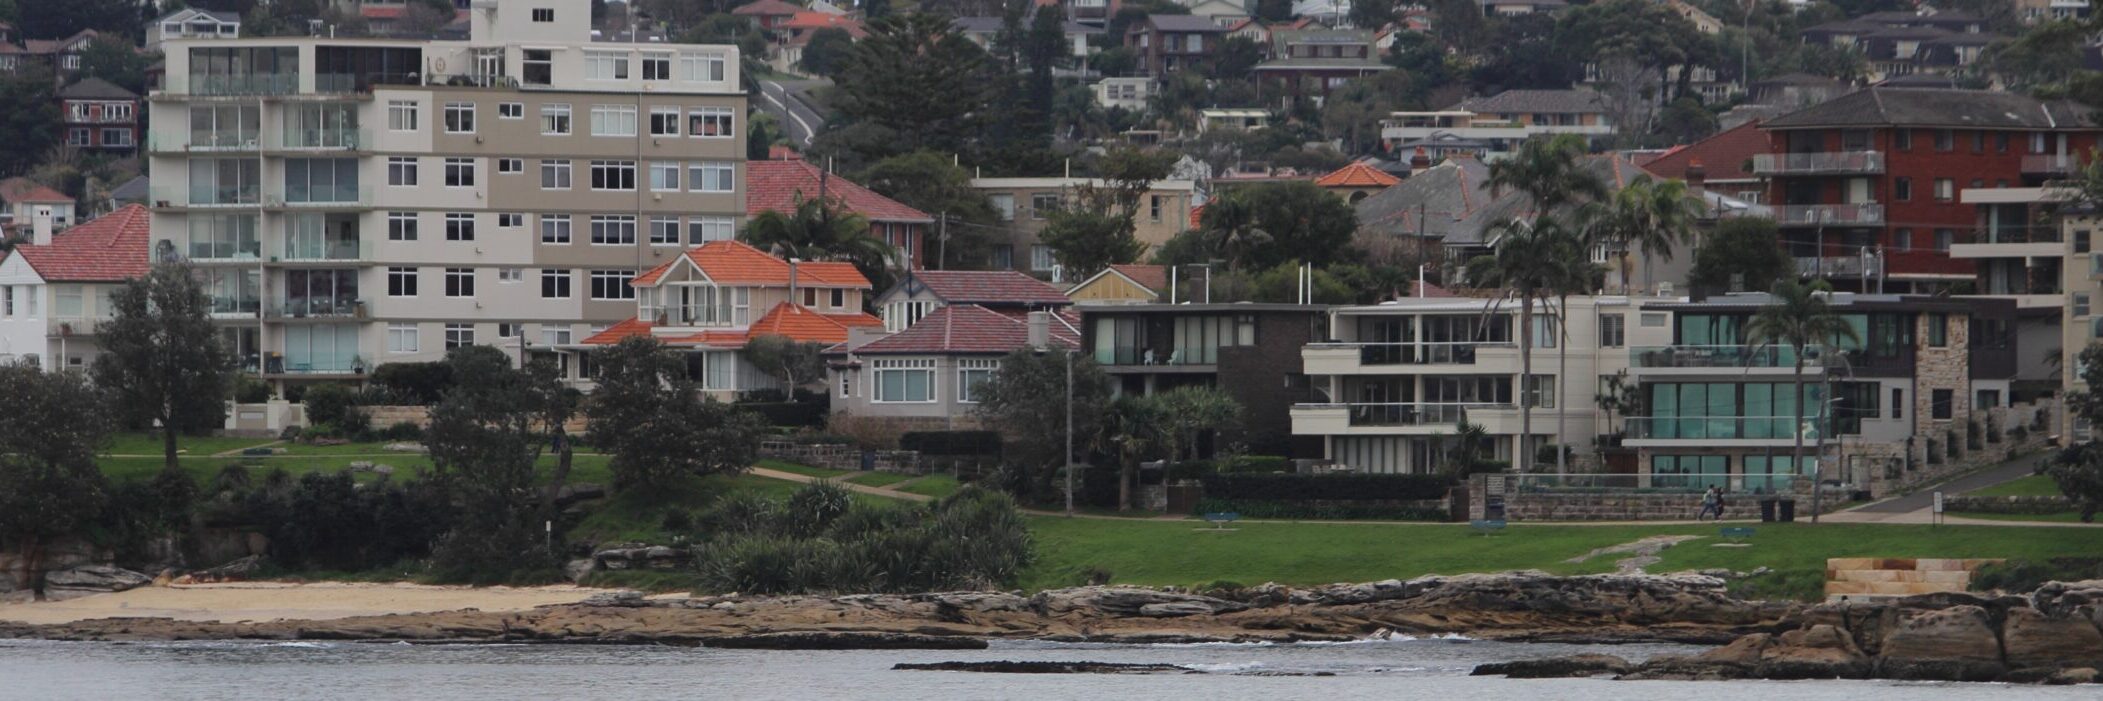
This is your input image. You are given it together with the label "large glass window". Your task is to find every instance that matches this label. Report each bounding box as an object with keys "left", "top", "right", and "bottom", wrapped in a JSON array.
[
  {"left": 188, "top": 104, "right": 259, "bottom": 148},
  {"left": 1092, "top": 317, "right": 1141, "bottom": 364},
  {"left": 282, "top": 269, "right": 359, "bottom": 317},
  {"left": 283, "top": 324, "right": 358, "bottom": 373},
  {"left": 284, "top": 103, "right": 357, "bottom": 148},
  {"left": 689, "top": 107, "right": 733, "bottom": 137},
  {"left": 1647, "top": 382, "right": 1823, "bottom": 439},
  {"left": 282, "top": 158, "right": 359, "bottom": 203},
  {"left": 590, "top": 270, "right": 636, "bottom": 300},
  {"left": 184, "top": 46, "right": 297, "bottom": 95},
  {"left": 591, "top": 215, "right": 636, "bottom": 245},
  {"left": 591, "top": 104, "right": 637, "bottom": 136},
  {"left": 873, "top": 358, "right": 936, "bottom": 402},
  {"left": 957, "top": 358, "right": 998, "bottom": 403},
  {"left": 1650, "top": 455, "right": 1728, "bottom": 489},
  {"left": 188, "top": 158, "right": 260, "bottom": 205},
  {"left": 185, "top": 214, "right": 259, "bottom": 259}
]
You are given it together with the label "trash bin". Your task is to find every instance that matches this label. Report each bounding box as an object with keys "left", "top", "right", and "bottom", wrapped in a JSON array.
[
  {"left": 1758, "top": 498, "right": 1777, "bottom": 522},
  {"left": 1777, "top": 499, "right": 1797, "bottom": 522}
]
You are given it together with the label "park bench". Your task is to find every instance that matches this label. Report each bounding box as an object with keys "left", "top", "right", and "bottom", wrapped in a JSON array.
[
  {"left": 1720, "top": 526, "right": 1756, "bottom": 543},
  {"left": 1469, "top": 519, "right": 1507, "bottom": 536},
  {"left": 1201, "top": 512, "right": 1239, "bottom": 530}
]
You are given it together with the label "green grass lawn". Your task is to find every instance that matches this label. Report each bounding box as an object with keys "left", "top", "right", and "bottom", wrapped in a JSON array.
[
  {"left": 276, "top": 440, "right": 413, "bottom": 456},
  {"left": 902, "top": 474, "right": 963, "bottom": 499},
  {"left": 1967, "top": 474, "right": 2065, "bottom": 498},
  {"left": 102, "top": 432, "right": 277, "bottom": 457},
  {"left": 847, "top": 471, "right": 914, "bottom": 488},
  {"left": 1948, "top": 511, "right": 2088, "bottom": 523},
  {"left": 756, "top": 459, "right": 850, "bottom": 479},
  {"left": 570, "top": 473, "right": 806, "bottom": 544}
]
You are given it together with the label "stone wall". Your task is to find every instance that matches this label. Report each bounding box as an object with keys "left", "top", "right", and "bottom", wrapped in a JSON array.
[
  {"left": 1468, "top": 472, "right": 1814, "bottom": 521},
  {"left": 757, "top": 441, "right": 924, "bottom": 474},
  {"left": 1910, "top": 311, "right": 1971, "bottom": 478},
  {"left": 1824, "top": 557, "right": 2000, "bottom": 601},
  {"left": 364, "top": 405, "right": 431, "bottom": 429}
]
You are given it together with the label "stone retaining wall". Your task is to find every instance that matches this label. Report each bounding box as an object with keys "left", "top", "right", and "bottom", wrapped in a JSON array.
[
  {"left": 1824, "top": 557, "right": 2000, "bottom": 601},
  {"left": 758, "top": 441, "right": 923, "bottom": 473}
]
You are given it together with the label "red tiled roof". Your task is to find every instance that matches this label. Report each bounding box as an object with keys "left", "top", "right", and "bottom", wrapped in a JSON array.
[
  {"left": 900, "top": 270, "right": 1070, "bottom": 306},
  {"left": 1189, "top": 204, "right": 1204, "bottom": 230},
  {"left": 1106, "top": 264, "right": 1167, "bottom": 291},
  {"left": 633, "top": 240, "right": 871, "bottom": 288},
  {"left": 8, "top": 204, "right": 149, "bottom": 282},
  {"left": 361, "top": 5, "right": 405, "bottom": 18},
  {"left": 853, "top": 304, "right": 1080, "bottom": 355},
  {"left": 1314, "top": 162, "right": 1401, "bottom": 189},
  {"left": 744, "top": 301, "right": 881, "bottom": 344},
  {"left": 781, "top": 11, "right": 865, "bottom": 35},
  {"left": 0, "top": 177, "right": 71, "bottom": 203},
  {"left": 733, "top": 0, "right": 804, "bottom": 16},
  {"left": 1639, "top": 119, "right": 1766, "bottom": 183},
  {"left": 581, "top": 317, "right": 654, "bottom": 345},
  {"left": 747, "top": 160, "right": 932, "bottom": 224}
]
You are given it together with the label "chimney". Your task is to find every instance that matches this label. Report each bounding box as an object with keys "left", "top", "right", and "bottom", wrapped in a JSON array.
[
  {"left": 31, "top": 207, "right": 53, "bottom": 246},
  {"left": 787, "top": 258, "right": 800, "bottom": 304},
  {"left": 1409, "top": 146, "right": 1431, "bottom": 174},
  {"left": 1027, "top": 311, "right": 1051, "bottom": 350},
  {"left": 1684, "top": 158, "right": 1707, "bottom": 193}
]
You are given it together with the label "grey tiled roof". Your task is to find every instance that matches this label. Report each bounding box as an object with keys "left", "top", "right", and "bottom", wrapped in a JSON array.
[
  {"left": 1354, "top": 157, "right": 1493, "bottom": 241},
  {"left": 1761, "top": 88, "right": 2098, "bottom": 130},
  {"left": 58, "top": 77, "right": 136, "bottom": 100},
  {"left": 1142, "top": 15, "right": 1230, "bottom": 32},
  {"left": 1453, "top": 89, "right": 1606, "bottom": 115}
]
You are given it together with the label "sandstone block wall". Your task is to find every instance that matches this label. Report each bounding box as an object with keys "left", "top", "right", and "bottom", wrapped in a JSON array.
[{"left": 1825, "top": 558, "right": 2002, "bottom": 600}]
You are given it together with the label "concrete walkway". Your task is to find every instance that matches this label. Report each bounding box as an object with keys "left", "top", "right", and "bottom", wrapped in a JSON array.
[
  {"left": 1819, "top": 452, "right": 2098, "bottom": 526},
  {"left": 746, "top": 465, "right": 932, "bottom": 503}
]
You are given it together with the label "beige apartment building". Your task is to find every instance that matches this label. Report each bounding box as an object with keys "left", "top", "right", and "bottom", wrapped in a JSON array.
[
  {"left": 970, "top": 176, "right": 1195, "bottom": 281},
  {"left": 146, "top": 0, "right": 746, "bottom": 386}
]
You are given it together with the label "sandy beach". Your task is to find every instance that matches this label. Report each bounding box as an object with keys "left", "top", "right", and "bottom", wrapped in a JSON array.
[{"left": 0, "top": 582, "right": 621, "bottom": 626}]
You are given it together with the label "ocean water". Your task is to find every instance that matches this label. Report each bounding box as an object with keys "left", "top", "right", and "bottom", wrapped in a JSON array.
[{"left": 0, "top": 636, "right": 2090, "bottom": 700}]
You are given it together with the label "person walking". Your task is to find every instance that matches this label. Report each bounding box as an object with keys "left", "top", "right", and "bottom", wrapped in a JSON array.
[{"left": 1698, "top": 486, "right": 1725, "bottom": 521}]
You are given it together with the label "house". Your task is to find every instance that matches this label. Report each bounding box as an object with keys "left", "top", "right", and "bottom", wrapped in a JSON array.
[
  {"left": 829, "top": 305, "right": 1080, "bottom": 431},
  {"left": 1082, "top": 303, "right": 1329, "bottom": 455},
  {"left": 1184, "top": 0, "right": 1252, "bottom": 24},
  {"left": 57, "top": 78, "right": 139, "bottom": 155},
  {"left": 1747, "top": 73, "right": 1849, "bottom": 110},
  {"left": 873, "top": 269, "right": 1071, "bottom": 331},
  {"left": 0, "top": 177, "right": 76, "bottom": 236},
  {"left": 17, "top": 29, "right": 99, "bottom": 76},
  {"left": 1252, "top": 27, "right": 1384, "bottom": 108},
  {"left": 971, "top": 177, "right": 1197, "bottom": 275},
  {"left": 1952, "top": 185, "right": 2069, "bottom": 408},
  {"left": 1478, "top": 0, "right": 1567, "bottom": 15},
  {"left": 1094, "top": 76, "right": 1153, "bottom": 111},
  {"left": 774, "top": 12, "right": 868, "bottom": 70},
  {"left": 1800, "top": 11, "right": 1995, "bottom": 82},
  {"left": 1126, "top": 15, "right": 1228, "bottom": 79},
  {"left": 749, "top": 157, "right": 933, "bottom": 269},
  {"left": 1313, "top": 161, "right": 1400, "bottom": 203},
  {"left": 1291, "top": 294, "right": 1631, "bottom": 473},
  {"left": 577, "top": 240, "right": 881, "bottom": 398},
  {"left": 1665, "top": 0, "right": 1723, "bottom": 34},
  {"left": 954, "top": 16, "right": 1099, "bottom": 59},
  {"left": 0, "top": 204, "right": 149, "bottom": 371},
  {"left": 1380, "top": 90, "right": 1614, "bottom": 157},
  {"left": 1755, "top": 88, "right": 2101, "bottom": 292},
  {"left": 732, "top": 0, "right": 805, "bottom": 30},
  {"left": 148, "top": 8, "right": 241, "bottom": 50},
  {"left": 1637, "top": 119, "right": 1771, "bottom": 205},
  {"left": 1067, "top": 264, "right": 1168, "bottom": 305},
  {"left": 2013, "top": 0, "right": 2091, "bottom": 24},
  {"left": 1197, "top": 108, "right": 1268, "bottom": 133},
  {"left": 1625, "top": 291, "right": 2021, "bottom": 497}
]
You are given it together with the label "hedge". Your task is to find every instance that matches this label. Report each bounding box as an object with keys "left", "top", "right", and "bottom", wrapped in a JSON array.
[
  {"left": 1200, "top": 473, "right": 1451, "bottom": 502},
  {"left": 900, "top": 430, "right": 1003, "bottom": 456},
  {"left": 370, "top": 362, "right": 453, "bottom": 405},
  {"left": 1218, "top": 455, "right": 1289, "bottom": 474},
  {"left": 741, "top": 400, "right": 827, "bottom": 427},
  {"left": 1192, "top": 498, "right": 1448, "bottom": 522}
]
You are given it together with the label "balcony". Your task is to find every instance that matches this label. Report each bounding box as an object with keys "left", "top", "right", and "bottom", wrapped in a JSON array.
[
  {"left": 1623, "top": 416, "right": 1829, "bottom": 446},
  {"left": 1751, "top": 151, "right": 1885, "bottom": 175},
  {"left": 1291, "top": 402, "right": 1512, "bottom": 434},
  {"left": 162, "top": 73, "right": 298, "bottom": 97},
  {"left": 45, "top": 316, "right": 110, "bottom": 338},
  {"left": 161, "top": 239, "right": 263, "bottom": 264},
  {"left": 146, "top": 131, "right": 261, "bottom": 153},
  {"left": 271, "top": 186, "right": 373, "bottom": 209},
  {"left": 207, "top": 296, "right": 262, "bottom": 318},
  {"left": 1950, "top": 225, "right": 2063, "bottom": 259},
  {"left": 267, "top": 298, "right": 367, "bottom": 320},
  {"left": 2022, "top": 154, "right": 2082, "bottom": 176},
  {"left": 1629, "top": 345, "right": 1833, "bottom": 372},
  {"left": 1302, "top": 341, "right": 1515, "bottom": 374},
  {"left": 1093, "top": 347, "right": 1219, "bottom": 372},
  {"left": 1772, "top": 203, "right": 1884, "bottom": 227},
  {"left": 1793, "top": 254, "right": 1884, "bottom": 277},
  {"left": 153, "top": 185, "right": 261, "bottom": 210},
  {"left": 281, "top": 239, "right": 374, "bottom": 263},
  {"left": 268, "top": 128, "right": 370, "bottom": 152}
]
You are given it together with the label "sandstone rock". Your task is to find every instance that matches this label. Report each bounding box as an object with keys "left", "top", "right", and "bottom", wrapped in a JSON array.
[
  {"left": 1471, "top": 653, "right": 1632, "bottom": 678},
  {"left": 580, "top": 590, "right": 647, "bottom": 607},
  {"left": 1031, "top": 586, "right": 1247, "bottom": 617},
  {"left": 1616, "top": 654, "right": 1748, "bottom": 681},
  {"left": 706, "top": 632, "right": 989, "bottom": 650},
  {"left": 1137, "top": 602, "right": 1219, "bottom": 618},
  {"left": 382, "top": 442, "right": 427, "bottom": 453},
  {"left": 1877, "top": 605, "right": 2006, "bottom": 682},
  {"left": 1695, "top": 632, "right": 1772, "bottom": 667},
  {"left": 2002, "top": 607, "right": 2103, "bottom": 670},
  {"left": 563, "top": 559, "right": 595, "bottom": 582},
  {"left": 42, "top": 565, "right": 153, "bottom": 601},
  {"left": 2050, "top": 667, "right": 2098, "bottom": 685},
  {"left": 1757, "top": 624, "right": 1871, "bottom": 679},
  {"left": 2032, "top": 580, "right": 2103, "bottom": 617}
]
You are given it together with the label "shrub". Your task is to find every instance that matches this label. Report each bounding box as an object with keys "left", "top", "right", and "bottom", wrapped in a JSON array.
[
  {"left": 371, "top": 361, "right": 453, "bottom": 405},
  {"left": 1200, "top": 473, "right": 1451, "bottom": 502},
  {"left": 1970, "top": 558, "right": 2103, "bottom": 593},
  {"left": 233, "top": 374, "right": 271, "bottom": 403},
  {"left": 900, "top": 431, "right": 1003, "bottom": 456},
  {"left": 302, "top": 384, "right": 359, "bottom": 428},
  {"left": 1217, "top": 455, "right": 1289, "bottom": 474},
  {"left": 378, "top": 421, "right": 423, "bottom": 442},
  {"left": 1192, "top": 498, "right": 1447, "bottom": 521},
  {"left": 780, "top": 482, "right": 854, "bottom": 538},
  {"left": 689, "top": 486, "right": 1031, "bottom": 594}
]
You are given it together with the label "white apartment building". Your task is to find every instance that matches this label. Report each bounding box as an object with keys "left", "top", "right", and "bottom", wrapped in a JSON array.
[
  {"left": 1291, "top": 295, "right": 1635, "bottom": 473},
  {"left": 146, "top": 0, "right": 746, "bottom": 387}
]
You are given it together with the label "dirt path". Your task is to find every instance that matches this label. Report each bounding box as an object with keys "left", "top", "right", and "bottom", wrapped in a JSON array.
[{"left": 1563, "top": 535, "right": 1707, "bottom": 574}]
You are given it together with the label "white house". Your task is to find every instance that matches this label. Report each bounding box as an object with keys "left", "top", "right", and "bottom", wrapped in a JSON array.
[{"left": 0, "top": 204, "right": 149, "bottom": 371}]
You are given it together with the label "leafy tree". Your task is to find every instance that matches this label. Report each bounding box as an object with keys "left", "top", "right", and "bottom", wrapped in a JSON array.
[
  {"left": 1468, "top": 13, "right": 1571, "bottom": 92},
  {"left": 2053, "top": 343, "right": 2103, "bottom": 522},
  {"left": 1348, "top": 0, "right": 1399, "bottom": 30},
  {"left": 858, "top": 150, "right": 998, "bottom": 268},
  {"left": 14, "top": 0, "right": 137, "bottom": 39},
  {"left": 1322, "top": 70, "right": 1419, "bottom": 155},
  {"left": 1208, "top": 36, "right": 1264, "bottom": 81},
  {"left": 587, "top": 337, "right": 765, "bottom": 492},
  {"left": 0, "top": 361, "right": 109, "bottom": 598},
  {"left": 1655, "top": 97, "right": 1719, "bottom": 146},
  {"left": 1586, "top": 174, "right": 1703, "bottom": 293},
  {"left": 740, "top": 195, "right": 896, "bottom": 286},
  {"left": 1689, "top": 217, "right": 1792, "bottom": 293},
  {"left": 1984, "top": 20, "right": 2092, "bottom": 94},
  {"left": 973, "top": 349, "right": 1115, "bottom": 505},
  {"left": 742, "top": 333, "right": 829, "bottom": 391},
  {"left": 1744, "top": 278, "right": 1857, "bottom": 522},
  {"left": 78, "top": 34, "right": 154, "bottom": 94},
  {"left": 1091, "top": 46, "right": 1137, "bottom": 77},
  {"left": 93, "top": 263, "right": 233, "bottom": 472},
  {"left": 424, "top": 346, "right": 574, "bottom": 582},
  {"left": 828, "top": 13, "right": 995, "bottom": 164},
  {"left": 1041, "top": 208, "right": 1144, "bottom": 279},
  {"left": 0, "top": 65, "right": 60, "bottom": 176},
  {"left": 1465, "top": 219, "right": 1586, "bottom": 470},
  {"left": 1253, "top": 0, "right": 1292, "bottom": 22},
  {"left": 747, "top": 111, "right": 780, "bottom": 161},
  {"left": 1199, "top": 188, "right": 1267, "bottom": 271},
  {"left": 798, "top": 27, "right": 857, "bottom": 79},
  {"left": 1556, "top": 0, "right": 1707, "bottom": 139},
  {"left": 1230, "top": 181, "right": 1360, "bottom": 270}
]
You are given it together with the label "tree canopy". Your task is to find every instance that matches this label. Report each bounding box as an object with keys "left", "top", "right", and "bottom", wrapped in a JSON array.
[{"left": 92, "top": 263, "right": 234, "bottom": 471}]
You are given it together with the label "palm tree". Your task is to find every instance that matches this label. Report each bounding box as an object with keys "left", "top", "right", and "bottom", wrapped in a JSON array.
[
  {"left": 1541, "top": 232, "right": 1603, "bottom": 475},
  {"left": 1487, "top": 134, "right": 1609, "bottom": 216},
  {"left": 1199, "top": 190, "right": 1269, "bottom": 271},
  {"left": 1466, "top": 219, "right": 1583, "bottom": 471},
  {"left": 1110, "top": 394, "right": 1168, "bottom": 512},
  {"left": 740, "top": 194, "right": 895, "bottom": 283},
  {"left": 1588, "top": 175, "right": 1706, "bottom": 293},
  {"left": 1745, "top": 278, "right": 1859, "bottom": 522}
]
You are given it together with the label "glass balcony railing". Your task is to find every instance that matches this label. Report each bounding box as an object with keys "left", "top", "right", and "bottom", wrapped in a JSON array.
[
  {"left": 267, "top": 298, "right": 366, "bottom": 319},
  {"left": 274, "top": 186, "right": 372, "bottom": 208},
  {"left": 269, "top": 128, "right": 369, "bottom": 151},
  {"left": 1296, "top": 402, "right": 1512, "bottom": 427},
  {"left": 147, "top": 131, "right": 262, "bottom": 152},
  {"left": 1625, "top": 416, "right": 1826, "bottom": 441},
  {"left": 281, "top": 239, "right": 373, "bottom": 262},
  {"left": 1772, "top": 203, "right": 1884, "bottom": 226},
  {"left": 153, "top": 186, "right": 260, "bottom": 208},
  {"left": 167, "top": 74, "right": 298, "bottom": 97},
  {"left": 2022, "top": 154, "right": 2081, "bottom": 175},
  {"left": 1630, "top": 345, "right": 1833, "bottom": 369},
  {"left": 207, "top": 296, "right": 262, "bottom": 316},
  {"left": 1307, "top": 341, "right": 1513, "bottom": 365},
  {"left": 1751, "top": 151, "right": 1885, "bottom": 175}
]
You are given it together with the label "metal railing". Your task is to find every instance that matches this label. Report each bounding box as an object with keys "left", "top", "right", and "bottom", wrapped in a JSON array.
[
  {"left": 1509, "top": 472, "right": 1805, "bottom": 494},
  {"left": 207, "top": 297, "right": 262, "bottom": 316},
  {"left": 1629, "top": 345, "right": 1832, "bottom": 369},
  {"left": 266, "top": 298, "right": 367, "bottom": 319},
  {"left": 1772, "top": 203, "right": 1884, "bottom": 226},
  {"left": 1295, "top": 402, "right": 1513, "bottom": 427},
  {"left": 1969, "top": 225, "right": 2063, "bottom": 245},
  {"left": 1093, "top": 347, "right": 1219, "bottom": 366},
  {"left": 1793, "top": 254, "right": 1884, "bottom": 277},
  {"left": 1751, "top": 151, "right": 1885, "bottom": 175},
  {"left": 269, "top": 128, "right": 370, "bottom": 151},
  {"left": 1306, "top": 340, "right": 1514, "bottom": 365},
  {"left": 1625, "top": 416, "right": 1826, "bottom": 441},
  {"left": 2022, "top": 154, "right": 2081, "bottom": 175},
  {"left": 146, "top": 131, "right": 262, "bottom": 152},
  {"left": 152, "top": 185, "right": 260, "bottom": 208}
]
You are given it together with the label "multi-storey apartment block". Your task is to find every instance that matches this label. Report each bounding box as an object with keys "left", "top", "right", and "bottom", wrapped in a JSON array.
[
  {"left": 971, "top": 176, "right": 1195, "bottom": 278},
  {"left": 1379, "top": 90, "right": 1613, "bottom": 159},
  {"left": 145, "top": 0, "right": 746, "bottom": 387},
  {"left": 1082, "top": 303, "right": 1330, "bottom": 456}
]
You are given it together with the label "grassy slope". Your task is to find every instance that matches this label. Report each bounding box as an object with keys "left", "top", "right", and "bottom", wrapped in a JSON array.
[
  {"left": 847, "top": 471, "right": 914, "bottom": 487},
  {"left": 102, "top": 432, "right": 277, "bottom": 457},
  {"left": 902, "top": 474, "right": 962, "bottom": 498},
  {"left": 1966, "top": 474, "right": 2065, "bottom": 497}
]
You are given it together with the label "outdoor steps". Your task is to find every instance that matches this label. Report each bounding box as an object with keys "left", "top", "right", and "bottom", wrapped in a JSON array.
[{"left": 1824, "top": 558, "right": 2001, "bottom": 600}]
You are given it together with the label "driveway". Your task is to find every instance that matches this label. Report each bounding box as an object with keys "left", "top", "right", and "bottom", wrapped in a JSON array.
[{"left": 757, "top": 79, "right": 826, "bottom": 147}]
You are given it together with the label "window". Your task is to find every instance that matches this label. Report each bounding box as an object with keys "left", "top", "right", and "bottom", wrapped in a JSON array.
[
  {"left": 540, "top": 214, "right": 572, "bottom": 244},
  {"left": 100, "top": 128, "right": 132, "bottom": 147},
  {"left": 445, "top": 323, "right": 474, "bottom": 350},
  {"left": 1150, "top": 195, "right": 1164, "bottom": 222},
  {"left": 591, "top": 160, "right": 636, "bottom": 190},
  {"left": 641, "top": 53, "right": 672, "bottom": 81},
  {"left": 872, "top": 358, "right": 936, "bottom": 403},
  {"left": 1892, "top": 388, "right": 1904, "bottom": 420},
  {"left": 1893, "top": 129, "right": 1911, "bottom": 150},
  {"left": 543, "top": 327, "right": 572, "bottom": 346},
  {"left": 497, "top": 322, "right": 523, "bottom": 339},
  {"left": 532, "top": 7, "right": 554, "bottom": 21},
  {"left": 65, "top": 127, "right": 88, "bottom": 146},
  {"left": 443, "top": 157, "right": 476, "bottom": 188},
  {"left": 829, "top": 289, "right": 846, "bottom": 309},
  {"left": 523, "top": 48, "right": 553, "bottom": 85},
  {"left": 541, "top": 159, "right": 572, "bottom": 189},
  {"left": 680, "top": 53, "right": 727, "bottom": 81},
  {"left": 585, "top": 51, "right": 628, "bottom": 80},
  {"left": 497, "top": 158, "right": 522, "bottom": 174},
  {"left": 840, "top": 369, "right": 854, "bottom": 398},
  {"left": 650, "top": 162, "right": 680, "bottom": 191},
  {"left": 649, "top": 107, "right": 680, "bottom": 136},
  {"left": 541, "top": 269, "right": 572, "bottom": 298},
  {"left": 1599, "top": 313, "right": 1625, "bottom": 348},
  {"left": 282, "top": 159, "right": 359, "bottom": 203},
  {"left": 689, "top": 162, "right": 733, "bottom": 192},
  {"left": 498, "top": 268, "right": 523, "bottom": 283},
  {"left": 1640, "top": 312, "right": 1667, "bottom": 328},
  {"left": 1931, "top": 389, "right": 1954, "bottom": 420},
  {"left": 498, "top": 102, "right": 523, "bottom": 119},
  {"left": 443, "top": 101, "right": 474, "bottom": 134},
  {"left": 688, "top": 216, "right": 735, "bottom": 243},
  {"left": 2076, "top": 293, "right": 2091, "bottom": 317},
  {"left": 958, "top": 358, "right": 999, "bottom": 403},
  {"left": 1893, "top": 177, "right": 1911, "bottom": 201},
  {"left": 1933, "top": 178, "right": 1955, "bottom": 202},
  {"left": 387, "top": 266, "right": 418, "bottom": 297},
  {"left": 388, "top": 100, "right": 418, "bottom": 131},
  {"left": 591, "top": 104, "right": 637, "bottom": 137},
  {"left": 650, "top": 217, "right": 680, "bottom": 245},
  {"left": 689, "top": 107, "right": 733, "bottom": 137},
  {"left": 1995, "top": 132, "right": 2010, "bottom": 152},
  {"left": 990, "top": 194, "right": 1015, "bottom": 221},
  {"left": 1934, "top": 229, "right": 1954, "bottom": 251},
  {"left": 590, "top": 270, "right": 636, "bottom": 300},
  {"left": 591, "top": 215, "right": 636, "bottom": 245},
  {"left": 388, "top": 323, "right": 418, "bottom": 353},
  {"left": 387, "top": 157, "right": 418, "bottom": 186},
  {"left": 444, "top": 268, "right": 475, "bottom": 297},
  {"left": 1030, "top": 192, "right": 1059, "bottom": 219},
  {"left": 541, "top": 104, "right": 571, "bottom": 135},
  {"left": 1030, "top": 245, "right": 1056, "bottom": 272},
  {"left": 446, "top": 213, "right": 475, "bottom": 241},
  {"left": 1972, "top": 131, "right": 1986, "bottom": 153},
  {"left": 2080, "top": 230, "right": 2093, "bottom": 254},
  {"left": 1525, "top": 375, "right": 1555, "bottom": 409},
  {"left": 388, "top": 211, "right": 417, "bottom": 241},
  {"left": 1927, "top": 314, "right": 1948, "bottom": 347},
  {"left": 1933, "top": 128, "right": 1953, "bottom": 151},
  {"left": 498, "top": 213, "right": 524, "bottom": 228}
]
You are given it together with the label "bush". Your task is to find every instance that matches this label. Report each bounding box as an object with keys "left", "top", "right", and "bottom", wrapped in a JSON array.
[
  {"left": 371, "top": 361, "right": 453, "bottom": 405},
  {"left": 233, "top": 374, "right": 271, "bottom": 403},
  {"left": 1200, "top": 473, "right": 1451, "bottom": 501},
  {"left": 378, "top": 421, "right": 423, "bottom": 442},
  {"left": 689, "top": 486, "right": 1032, "bottom": 594},
  {"left": 900, "top": 430, "right": 1003, "bottom": 456},
  {"left": 1970, "top": 558, "right": 2103, "bottom": 593},
  {"left": 741, "top": 400, "right": 828, "bottom": 428},
  {"left": 1217, "top": 455, "right": 1289, "bottom": 474},
  {"left": 302, "top": 384, "right": 359, "bottom": 427},
  {"left": 1192, "top": 498, "right": 1447, "bottom": 521}
]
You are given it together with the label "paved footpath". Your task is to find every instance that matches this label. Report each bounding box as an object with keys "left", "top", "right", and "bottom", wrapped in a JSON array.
[{"left": 1822, "top": 452, "right": 2099, "bottom": 527}]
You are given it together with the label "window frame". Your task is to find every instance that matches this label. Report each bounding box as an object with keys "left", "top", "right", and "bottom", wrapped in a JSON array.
[
  {"left": 541, "top": 159, "right": 572, "bottom": 190},
  {"left": 445, "top": 212, "right": 475, "bottom": 242},
  {"left": 871, "top": 358, "right": 938, "bottom": 403},
  {"left": 540, "top": 269, "right": 572, "bottom": 299},
  {"left": 387, "top": 323, "right": 419, "bottom": 353},
  {"left": 442, "top": 101, "right": 475, "bottom": 134},
  {"left": 443, "top": 267, "right": 475, "bottom": 298},
  {"left": 442, "top": 157, "right": 476, "bottom": 188},
  {"left": 386, "top": 266, "right": 418, "bottom": 297},
  {"left": 540, "top": 103, "right": 572, "bottom": 135},
  {"left": 540, "top": 214, "right": 572, "bottom": 244}
]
